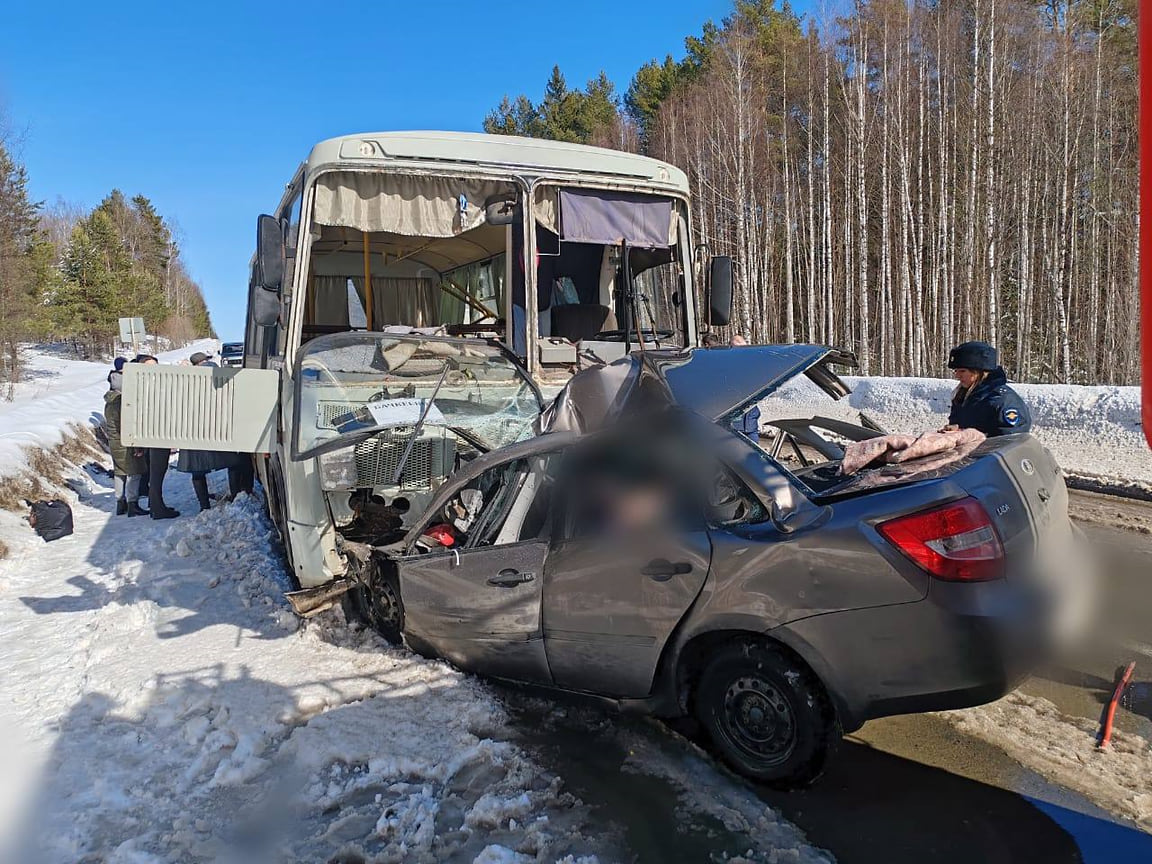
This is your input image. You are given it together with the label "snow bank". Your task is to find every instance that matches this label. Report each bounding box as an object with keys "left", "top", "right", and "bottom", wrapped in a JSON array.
[
  {"left": 763, "top": 374, "right": 1152, "bottom": 486},
  {"left": 0, "top": 472, "right": 611, "bottom": 862},
  {"left": 940, "top": 691, "right": 1152, "bottom": 831},
  {"left": 0, "top": 340, "right": 218, "bottom": 476}
]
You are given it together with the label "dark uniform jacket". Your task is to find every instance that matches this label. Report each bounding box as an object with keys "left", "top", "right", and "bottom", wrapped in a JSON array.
[
  {"left": 948, "top": 367, "right": 1031, "bottom": 437},
  {"left": 104, "top": 375, "right": 148, "bottom": 477},
  {"left": 733, "top": 405, "right": 761, "bottom": 442}
]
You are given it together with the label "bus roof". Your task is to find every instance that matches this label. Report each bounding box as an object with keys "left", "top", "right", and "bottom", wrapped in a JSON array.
[{"left": 304, "top": 131, "right": 689, "bottom": 193}]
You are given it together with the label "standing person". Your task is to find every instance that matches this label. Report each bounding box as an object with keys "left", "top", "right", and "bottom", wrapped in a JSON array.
[
  {"left": 103, "top": 363, "right": 148, "bottom": 517},
  {"left": 176, "top": 351, "right": 237, "bottom": 511},
  {"left": 228, "top": 457, "right": 255, "bottom": 500},
  {"left": 944, "top": 341, "right": 1032, "bottom": 437},
  {"left": 132, "top": 355, "right": 181, "bottom": 519}
]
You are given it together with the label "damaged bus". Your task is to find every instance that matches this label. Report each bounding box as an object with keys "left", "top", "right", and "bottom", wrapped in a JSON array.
[{"left": 122, "top": 131, "right": 733, "bottom": 589}]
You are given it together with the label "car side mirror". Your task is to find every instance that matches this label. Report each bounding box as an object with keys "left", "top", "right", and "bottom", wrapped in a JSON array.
[
  {"left": 707, "top": 256, "right": 733, "bottom": 327},
  {"left": 256, "top": 214, "right": 285, "bottom": 292}
]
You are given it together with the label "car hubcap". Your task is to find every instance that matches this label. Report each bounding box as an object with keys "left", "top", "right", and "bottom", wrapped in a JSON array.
[
  {"left": 369, "top": 581, "right": 400, "bottom": 630},
  {"left": 722, "top": 675, "right": 796, "bottom": 765}
]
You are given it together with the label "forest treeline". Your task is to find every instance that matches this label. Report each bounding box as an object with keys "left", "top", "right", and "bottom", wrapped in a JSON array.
[
  {"left": 0, "top": 134, "right": 214, "bottom": 391},
  {"left": 486, "top": 0, "right": 1139, "bottom": 385}
]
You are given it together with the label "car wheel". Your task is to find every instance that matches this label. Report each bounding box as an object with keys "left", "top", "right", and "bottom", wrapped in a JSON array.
[
  {"left": 347, "top": 570, "right": 404, "bottom": 646},
  {"left": 694, "top": 641, "right": 835, "bottom": 787}
]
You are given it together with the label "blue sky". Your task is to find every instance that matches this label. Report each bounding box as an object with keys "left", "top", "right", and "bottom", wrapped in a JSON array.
[{"left": 3, "top": 0, "right": 816, "bottom": 340}]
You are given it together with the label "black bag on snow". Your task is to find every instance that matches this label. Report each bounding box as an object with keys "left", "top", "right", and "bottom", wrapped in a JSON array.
[{"left": 28, "top": 499, "right": 74, "bottom": 542}]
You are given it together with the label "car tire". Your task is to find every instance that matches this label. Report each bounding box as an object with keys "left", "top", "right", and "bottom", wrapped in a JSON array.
[
  {"left": 694, "top": 640, "right": 835, "bottom": 788},
  {"left": 347, "top": 569, "right": 404, "bottom": 646}
]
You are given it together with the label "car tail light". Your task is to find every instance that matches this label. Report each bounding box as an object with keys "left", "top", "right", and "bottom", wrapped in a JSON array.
[{"left": 877, "top": 497, "right": 1004, "bottom": 582}]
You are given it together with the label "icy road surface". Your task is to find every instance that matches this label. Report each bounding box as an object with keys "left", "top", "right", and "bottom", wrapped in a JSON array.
[{"left": 0, "top": 467, "right": 830, "bottom": 864}]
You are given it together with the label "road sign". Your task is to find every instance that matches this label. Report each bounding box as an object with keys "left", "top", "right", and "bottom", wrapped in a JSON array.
[{"left": 118, "top": 317, "right": 146, "bottom": 345}]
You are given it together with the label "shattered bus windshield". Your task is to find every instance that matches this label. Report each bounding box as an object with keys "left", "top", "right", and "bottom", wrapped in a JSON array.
[{"left": 293, "top": 333, "right": 543, "bottom": 461}]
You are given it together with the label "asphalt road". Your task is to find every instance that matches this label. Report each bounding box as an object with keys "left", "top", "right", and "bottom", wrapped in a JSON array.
[{"left": 507, "top": 488, "right": 1152, "bottom": 863}]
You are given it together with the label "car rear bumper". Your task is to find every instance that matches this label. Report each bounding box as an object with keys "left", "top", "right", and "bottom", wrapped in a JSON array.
[{"left": 774, "top": 575, "right": 1069, "bottom": 732}]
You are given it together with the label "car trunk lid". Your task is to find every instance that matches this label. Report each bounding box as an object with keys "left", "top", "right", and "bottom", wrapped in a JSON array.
[{"left": 953, "top": 435, "right": 1071, "bottom": 563}]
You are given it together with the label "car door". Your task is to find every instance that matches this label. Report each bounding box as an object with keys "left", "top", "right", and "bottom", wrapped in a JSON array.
[
  {"left": 542, "top": 435, "right": 711, "bottom": 698},
  {"left": 396, "top": 540, "right": 551, "bottom": 684},
  {"left": 393, "top": 444, "right": 566, "bottom": 685}
]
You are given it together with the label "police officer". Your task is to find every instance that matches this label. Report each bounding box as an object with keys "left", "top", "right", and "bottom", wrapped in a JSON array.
[{"left": 944, "top": 341, "right": 1031, "bottom": 437}]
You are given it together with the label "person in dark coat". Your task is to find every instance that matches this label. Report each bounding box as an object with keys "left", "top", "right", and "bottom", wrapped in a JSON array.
[
  {"left": 103, "top": 369, "right": 149, "bottom": 516},
  {"left": 176, "top": 351, "right": 245, "bottom": 511},
  {"left": 132, "top": 354, "right": 181, "bottom": 519},
  {"left": 945, "top": 341, "right": 1032, "bottom": 437}
]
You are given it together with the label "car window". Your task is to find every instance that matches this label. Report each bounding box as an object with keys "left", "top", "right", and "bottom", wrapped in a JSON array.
[
  {"left": 706, "top": 463, "right": 767, "bottom": 527},
  {"left": 410, "top": 454, "right": 559, "bottom": 554}
]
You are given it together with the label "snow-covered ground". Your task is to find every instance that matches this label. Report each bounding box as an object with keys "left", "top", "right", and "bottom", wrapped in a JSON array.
[
  {"left": 763, "top": 374, "right": 1151, "bottom": 487},
  {"left": 0, "top": 475, "right": 600, "bottom": 863},
  {"left": 0, "top": 340, "right": 217, "bottom": 477}
]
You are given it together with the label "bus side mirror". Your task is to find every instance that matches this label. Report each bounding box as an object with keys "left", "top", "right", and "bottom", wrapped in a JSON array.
[
  {"left": 256, "top": 214, "right": 285, "bottom": 292},
  {"left": 250, "top": 281, "right": 281, "bottom": 327},
  {"left": 707, "top": 255, "right": 733, "bottom": 327}
]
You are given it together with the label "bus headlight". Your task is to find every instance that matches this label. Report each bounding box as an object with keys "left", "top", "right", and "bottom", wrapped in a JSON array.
[{"left": 318, "top": 448, "right": 357, "bottom": 490}]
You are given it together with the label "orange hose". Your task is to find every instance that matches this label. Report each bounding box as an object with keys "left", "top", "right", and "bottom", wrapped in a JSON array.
[{"left": 1098, "top": 661, "right": 1136, "bottom": 749}]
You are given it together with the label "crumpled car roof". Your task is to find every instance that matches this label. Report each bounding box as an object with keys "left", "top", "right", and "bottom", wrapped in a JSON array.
[{"left": 541, "top": 344, "right": 853, "bottom": 435}]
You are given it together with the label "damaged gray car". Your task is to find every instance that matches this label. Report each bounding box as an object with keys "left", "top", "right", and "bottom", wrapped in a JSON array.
[{"left": 288, "top": 333, "right": 1085, "bottom": 786}]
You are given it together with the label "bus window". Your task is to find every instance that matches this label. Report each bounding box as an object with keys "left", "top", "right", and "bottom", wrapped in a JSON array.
[{"left": 301, "top": 173, "right": 517, "bottom": 344}]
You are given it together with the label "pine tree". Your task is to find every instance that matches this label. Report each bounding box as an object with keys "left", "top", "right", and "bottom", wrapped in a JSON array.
[
  {"left": 484, "top": 67, "right": 625, "bottom": 146},
  {"left": 58, "top": 210, "right": 130, "bottom": 355},
  {"left": 0, "top": 141, "right": 42, "bottom": 389},
  {"left": 626, "top": 56, "right": 683, "bottom": 149}
]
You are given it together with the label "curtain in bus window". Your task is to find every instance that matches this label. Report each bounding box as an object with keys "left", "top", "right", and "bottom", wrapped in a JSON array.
[
  {"left": 533, "top": 186, "right": 558, "bottom": 235},
  {"left": 312, "top": 276, "right": 351, "bottom": 325},
  {"left": 558, "top": 189, "right": 677, "bottom": 248},
  {"left": 315, "top": 172, "right": 512, "bottom": 237},
  {"left": 350, "top": 276, "right": 439, "bottom": 328}
]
